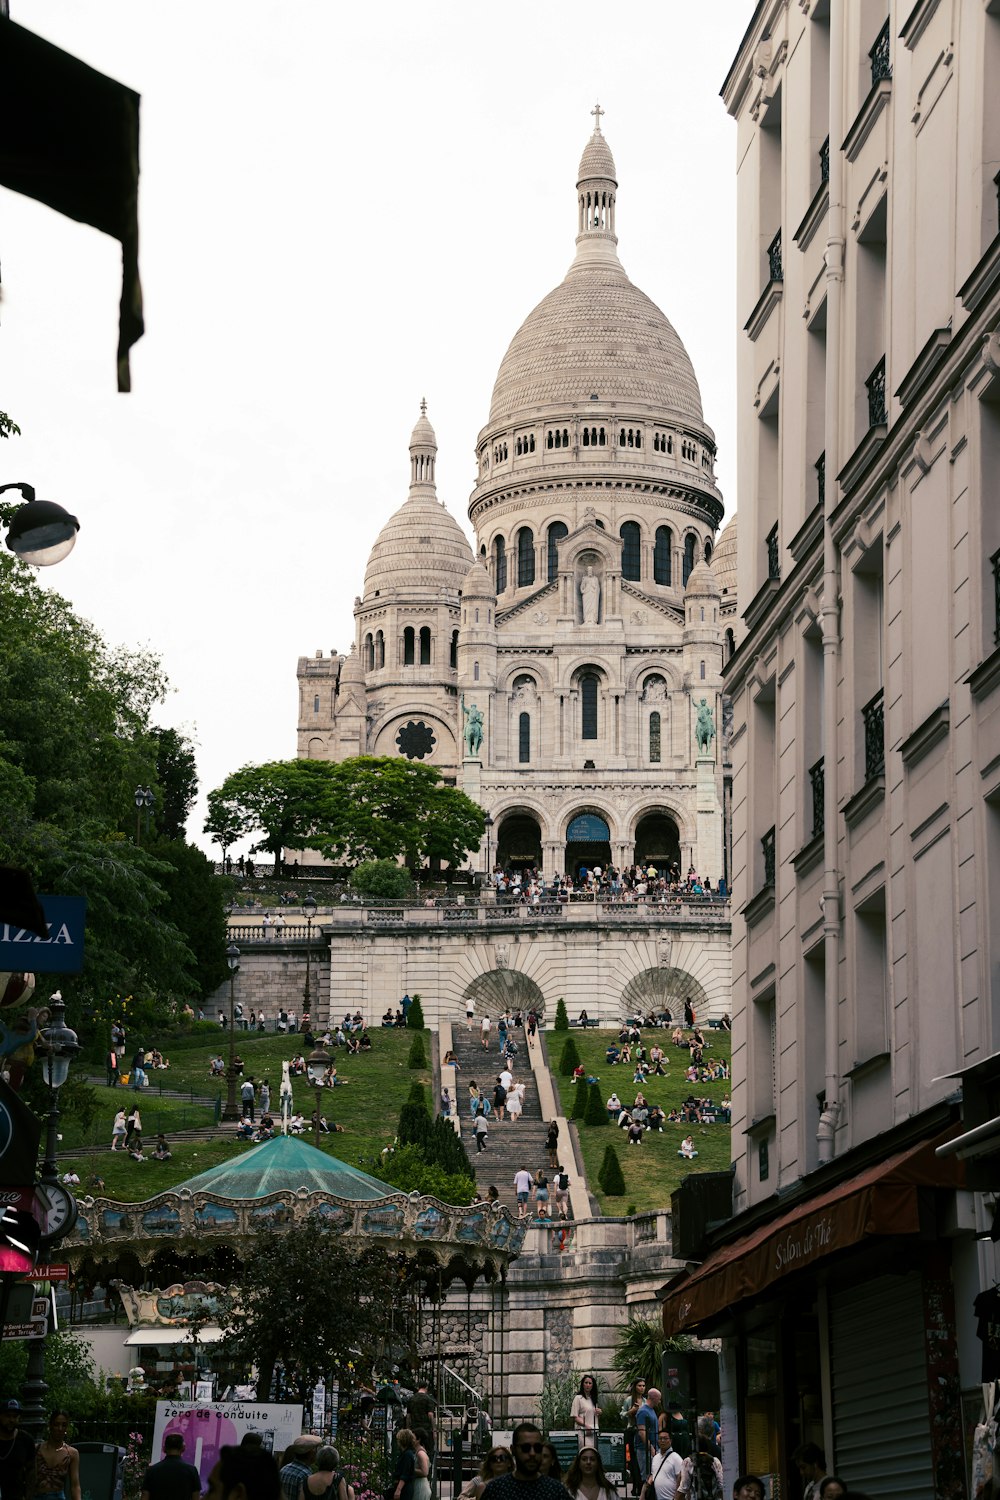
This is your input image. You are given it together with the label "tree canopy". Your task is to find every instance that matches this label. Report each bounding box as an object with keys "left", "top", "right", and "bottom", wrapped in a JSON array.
[{"left": 205, "top": 755, "right": 486, "bottom": 870}]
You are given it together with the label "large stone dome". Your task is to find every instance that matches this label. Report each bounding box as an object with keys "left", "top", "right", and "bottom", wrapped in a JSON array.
[
  {"left": 488, "top": 264, "right": 704, "bottom": 427},
  {"left": 363, "top": 491, "right": 473, "bottom": 600}
]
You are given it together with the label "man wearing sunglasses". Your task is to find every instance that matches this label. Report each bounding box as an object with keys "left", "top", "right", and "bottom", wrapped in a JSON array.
[{"left": 481, "top": 1425, "right": 568, "bottom": 1500}]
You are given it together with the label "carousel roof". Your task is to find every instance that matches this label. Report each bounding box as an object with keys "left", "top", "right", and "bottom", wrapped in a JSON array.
[{"left": 174, "top": 1135, "right": 397, "bottom": 1202}]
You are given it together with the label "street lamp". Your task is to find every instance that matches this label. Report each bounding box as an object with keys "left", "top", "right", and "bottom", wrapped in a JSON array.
[
  {"left": 306, "top": 1043, "right": 331, "bottom": 1147},
  {"left": 483, "top": 813, "right": 494, "bottom": 883},
  {"left": 21, "top": 991, "right": 81, "bottom": 1433},
  {"left": 222, "top": 941, "right": 241, "bottom": 1121},
  {"left": 0, "top": 482, "right": 80, "bottom": 567},
  {"left": 302, "top": 892, "right": 317, "bottom": 1019},
  {"left": 134, "top": 785, "right": 155, "bottom": 844}
]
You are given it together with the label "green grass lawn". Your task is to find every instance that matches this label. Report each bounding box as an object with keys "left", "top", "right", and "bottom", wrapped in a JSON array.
[
  {"left": 551, "top": 1028, "right": 732, "bottom": 1216},
  {"left": 63, "top": 1030, "right": 431, "bottom": 1201}
]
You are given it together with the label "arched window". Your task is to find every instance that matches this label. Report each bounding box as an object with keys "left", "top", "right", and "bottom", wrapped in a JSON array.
[
  {"left": 599, "top": 427, "right": 606, "bottom": 446},
  {"left": 619, "top": 428, "right": 626, "bottom": 447},
  {"left": 375, "top": 630, "right": 385, "bottom": 668},
  {"left": 654, "top": 526, "right": 672, "bottom": 585},
  {"left": 403, "top": 627, "right": 415, "bottom": 666},
  {"left": 683, "top": 534, "right": 696, "bottom": 585},
  {"left": 725, "top": 628, "right": 736, "bottom": 662},
  {"left": 450, "top": 630, "right": 458, "bottom": 669},
  {"left": 494, "top": 535, "right": 507, "bottom": 593},
  {"left": 364, "top": 633, "right": 374, "bottom": 671},
  {"left": 529, "top": 434, "right": 535, "bottom": 453},
  {"left": 547, "top": 430, "right": 554, "bottom": 450},
  {"left": 582, "top": 427, "right": 590, "bottom": 447},
  {"left": 562, "top": 429, "right": 569, "bottom": 447},
  {"left": 700, "top": 661, "right": 706, "bottom": 679},
  {"left": 704, "top": 539, "right": 713, "bottom": 563},
  {"left": 474, "top": 661, "right": 480, "bottom": 681},
  {"left": 620, "top": 521, "right": 641, "bottom": 581},
  {"left": 518, "top": 712, "right": 530, "bottom": 764},
  {"left": 314, "top": 694, "right": 320, "bottom": 715},
  {"left": 649, "top": 711, "right": 661, "bottom": 763},
  {"left": 517, "top": 527, "right": 535, "bottom": 587},
  {"left": 635, "top": 429, "right": 642, "bottom": 449},
  {"left": 419, "top": 626, "right": 431, "bottom": 665},
  {"left": 581, "top": 674, "right": 599, "bottom": 740},
  {"left": 547, "top": 521, "right": 568, "bottom": 582}
]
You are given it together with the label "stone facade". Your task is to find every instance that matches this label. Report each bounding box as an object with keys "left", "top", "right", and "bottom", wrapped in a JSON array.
[{"left": 295, "top": 115, "right": 737, "bottom": 888}]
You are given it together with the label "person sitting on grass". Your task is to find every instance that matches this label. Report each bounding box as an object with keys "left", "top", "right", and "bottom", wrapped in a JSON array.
[
  {"left": 606, "top": 1091, "right": 622, "bottom": 1119},
  {"left": 606, "top": 1043, "right": 621, "bottom": 1065},
  {"left": 237, "top": 1115, "right": 254, "bottom": 1139},
  {"left": 648, "top": 1105, "right": 665, "bottom": 1132},
  {"left": 153, "top": 1134, "right": 172, "bottom": 1161},
  {"left": 572, "top": 1063, "right": 586, "bottom": 1084},
  {"left": 210, "top": 1056, "right": 225, "bottom": 1077},
  {"left": 360, "top": 1029, "right": 372, "bottom": 1050},
  {"left": 627, "top": 1121, "right": 644, "bottom": 1146},
  {"left": 679, "top": 1136, "right": 698, "bottom": 1159}
]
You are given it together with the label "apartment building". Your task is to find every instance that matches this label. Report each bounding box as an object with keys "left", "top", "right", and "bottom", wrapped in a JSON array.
[{"left": 663, "top": 5, "right": 1000, "bottom": 1496}]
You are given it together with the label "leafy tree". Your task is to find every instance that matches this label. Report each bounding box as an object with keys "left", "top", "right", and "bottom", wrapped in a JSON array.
[
  {"left": 560, "top": 1037, "right": 581, "bottom": 1076},
  {"left": 308, "top": 757, "right": 485, "bottom": 868},
  {"left": 598, "top": 1144, "right": 626, "bottom": 1196},
  {"left": 407, "top": 1033, "right": 426, "bottom": 1068},
  {"left": 218, "top": 1224, "right": 394, "bottom": 1401},
  {"left": 147, "top": 837, "right": 230, "bottom": 997},
  {"left": 0, "top": 1327, "right": 96, "bottom": 1410},
  {"left": 407, "top": 994, "right": 425, "bottom": 1029},
  {"left": 554, "top": 998, "right": 569, "bottom": 1031},
  {"left": 152, "top": 727, "right": 198, "bottom": 840},
  {"left": 398, "top": 1099, "right": 432, "bottom": 1149},
  {"left": 375, "top": 1143, "right": 476, "bottom": 1204},
  {"left": 349, "top": 860, "right": 414, "bottom": 900},
  {"left": 204, "top": 760, "right": 335, "bottom": 874},
  {"left": 584, "top": 1081, "right": 608, "bottom": 1126},
  {"left": 425, "top": 1116, "right": 473, "bottom": 1178}
]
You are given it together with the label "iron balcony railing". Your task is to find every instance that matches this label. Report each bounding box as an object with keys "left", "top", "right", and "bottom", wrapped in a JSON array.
[
  {"left": 766, "top": 522, "right": 781, "bottom": 581},
  {"left": 992, "top": 546, "right": 1000, "bottom": 646},
  {"left": 809, "top": 757, "right": 825, "bottom": 840},
  {"left": 862, "top": 687, "right": 885, "bottom": 780},
  {"left": 816, "top": 450, "right": 826, "bottom": 510},
  {"left": 768, "top": 227, "right": 783, "bottom": 282},
  {"left": 819, "top": 136, "right": 830, "bottom": 184},
  {"left": 866, "top": 355, "right": 887, "bottom": 428},
  {"left": 870, "top": 19, "right": 892, "bottom": 85},
  {"left": 761, "top": 826, "right": 776, "bottom": 887}
]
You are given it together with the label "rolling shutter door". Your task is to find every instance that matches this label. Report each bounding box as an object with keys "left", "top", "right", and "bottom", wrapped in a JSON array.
[{"left": 829, "top": 1272, "right": 932, "bottom": 1497}]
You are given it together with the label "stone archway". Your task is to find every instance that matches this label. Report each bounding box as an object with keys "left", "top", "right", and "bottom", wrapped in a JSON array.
[
  {"left": 634, "top": 811, "right": 681, "bottom": 874},
  {"left": 496, "top": 811, "right": 543, "bottom": 872},
  {"left": 565, "top": 809, "right": 612, "bottom": 879},
  {"left": 621, "top": 967, "right": 710, "bottom": 1020},
  {"left": 463, "top": 970, "right": 546, "bottom": 1018}
]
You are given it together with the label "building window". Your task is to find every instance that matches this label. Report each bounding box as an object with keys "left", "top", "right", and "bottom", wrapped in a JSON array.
[
  {"left": 547, "top": 521, "right": 568, "bottom": 582},
  {"left": 649, "top": 711, "right": 661, "bottom": 763},
  {"left": 364, "top": 633, "right": 374, "bottom": 671},
  {"left": 654, "top": 526, "right": 672, "bottom": 585},
  {"left": 620, "top": 521, "right": 641, "bottom": 581},
  {"left": 517, "top": 527, "right": 535, "bottom": 587},
  {"left": 704, "top": 539, "right": 713, "bottom": 564},
  {"left": 700, "top": 661, "right": 706, "bottom": 680},
  {"left": 494, "top": 536, "right": 507, "bottom": 593},
  {"left": 313, "top": 694, "right": 320, "bottom": 714},
  {"left": 403, "top": 627, "right": 415, "bottom": 666},
  {"left": 450, "top": 630, "right": 458, "bottom": 670},
  {"left": 474, "top": 661, "right": 480, "bottom": 682},
  {"left": 683, "top": 534, "right": 696, "bottom": 585},
  {"left": 518, "top": 712, "right": 530, "bottom": 763},
  {"left": 419, "top": 626, "right": 431, "bottom": 665},
  {"left": 581, "top": 675, "right": 598, "bottom": 740},
  {"left": 375, "top": 630, "right": 384, "bottom": 668}
]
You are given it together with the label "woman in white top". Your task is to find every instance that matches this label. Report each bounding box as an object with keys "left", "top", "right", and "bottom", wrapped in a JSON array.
[
  {"left": 570, "top": 1373, "right": 601, "bottom": 1447},
  {"left": 564, "top": 1446, "right": 616, "bottom": 1500},
  {"left": 507, "top": 1083, "right": 524, "bottom": 1122}
]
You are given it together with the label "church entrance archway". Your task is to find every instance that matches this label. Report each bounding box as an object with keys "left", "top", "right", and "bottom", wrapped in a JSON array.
[
  {"left": 621, "top": 967, "right": 709, "bottom": 1022},
  {"left": 565, "top": 810, "right": 612, "bottom": 880},
  {"left": 462, "top": 970, "right": 546, "bottom": 1018},
  {"left": 496, "top": 812, "right": 542, "bottom": 873},
  {"left": 634, "top": 812, "right": 681, "bottom": 876}
]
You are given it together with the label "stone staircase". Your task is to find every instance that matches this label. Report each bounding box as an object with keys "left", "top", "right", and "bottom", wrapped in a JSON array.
[{"left": 447, "top": 1024, "right": 555, "bottom": 1212}]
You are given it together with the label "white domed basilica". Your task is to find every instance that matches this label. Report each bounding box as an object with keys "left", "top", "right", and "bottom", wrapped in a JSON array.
[{"left": 297, "top": 113, "right": 735, "bottom": 883}]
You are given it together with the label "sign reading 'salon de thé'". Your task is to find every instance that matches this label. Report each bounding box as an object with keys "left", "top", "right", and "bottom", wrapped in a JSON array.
[{"left": 0, "top": 896, "right": 86, "bottom": 974}]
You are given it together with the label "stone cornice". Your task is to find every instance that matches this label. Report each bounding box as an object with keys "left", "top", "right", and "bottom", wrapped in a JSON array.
[
  {"left": 620, "top": 581, "right": 686, "bottom": 624},
  {"left": 469, "top": 475, "right": 724, "bottom": 531}
]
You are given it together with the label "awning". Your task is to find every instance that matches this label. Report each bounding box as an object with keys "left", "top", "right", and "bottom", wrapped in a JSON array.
[
  {"left": 662, "top": 1128, "right": 962, "bottom": 1335},
  {"left": 124, "top": 1326, "right": 224, "bottom": 1346}
]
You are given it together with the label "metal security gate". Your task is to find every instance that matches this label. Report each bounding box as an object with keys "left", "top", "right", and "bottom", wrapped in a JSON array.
[{"left": 829, "top": 1272, "right": 932, "bottom": 1497}]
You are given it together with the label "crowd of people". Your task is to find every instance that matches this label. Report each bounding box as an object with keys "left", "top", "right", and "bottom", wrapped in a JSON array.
[{"left": 488, "top": 862, "right": 728, "bottom": 907}]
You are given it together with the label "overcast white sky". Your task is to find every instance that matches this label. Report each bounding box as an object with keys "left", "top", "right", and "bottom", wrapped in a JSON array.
[{"left": 1, "top": 1, "right": 749, "bottom": 856}]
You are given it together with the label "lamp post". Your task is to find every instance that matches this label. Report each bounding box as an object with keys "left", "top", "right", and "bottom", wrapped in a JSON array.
[
  {"left": 0, "top": 482, "right": 80, "bottom": 567},
  {"left": 306, "top": 1043, "right": 331, "bottom": 1147},
  {"left": 483, "top": 813, "right": 494, "bottom": 884},
  {"left": 222, "top": 941, "right": 241, "bottom": 1121},
  {"left": 21, "top": 991, "right": 80, "bottom": 1434},
  {"left": 302, "top": 892, "right": 317, "bottom": 1020},
  {"left": 134, "top": 785, "right": 155, "bottom": 844}
]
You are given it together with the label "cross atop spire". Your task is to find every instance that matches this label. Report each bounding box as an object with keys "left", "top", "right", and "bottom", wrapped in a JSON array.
[
  {"left": 420, "top": 396, "right": 427, "bottom": 416},
  {"left": 591, "top": 101, "right": 605, "bottom": 133}
]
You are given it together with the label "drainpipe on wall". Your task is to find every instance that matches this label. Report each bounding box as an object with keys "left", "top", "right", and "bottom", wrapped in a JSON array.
[{"left": 818, "top": 9, "right": 845, "bottom": 1167}]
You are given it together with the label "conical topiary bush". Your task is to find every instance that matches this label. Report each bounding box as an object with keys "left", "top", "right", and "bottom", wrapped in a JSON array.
[
  {"left": 554, "top": 997, "right": 569, "bottom": 1031},
  {"left": 599, "top": 1143, "right": 626, "bottom": 1196},
  {"left": 584, "top": 1080, "right": 608, "bottom": 1126},
  {"left": 571, "top": 1075, "right": 589, "bottom": 1121},
  {"left": 560, "top": 1036, "right": 582, "bottom": 1076}
]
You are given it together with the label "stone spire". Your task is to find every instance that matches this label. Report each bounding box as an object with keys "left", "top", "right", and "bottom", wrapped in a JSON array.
[
  {"left": 574, "top": 104, "right": 619, "bottom": 267},
  {"left": 409, "top": 397, "right": 438, "bottom": 493}
]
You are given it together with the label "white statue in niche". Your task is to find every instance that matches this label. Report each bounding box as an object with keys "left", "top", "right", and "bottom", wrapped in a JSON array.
[
  {"left": 580, "top": 565, "right": 601, "bottom": 624},
  {"left": 642, "top": 676, "right": 668, "bottom": 704}
]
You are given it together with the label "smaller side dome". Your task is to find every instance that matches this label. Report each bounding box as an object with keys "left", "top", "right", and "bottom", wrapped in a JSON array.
[
  {"left": 340, "top": 643, "right": 364, "bottom": 683},
  {"left": 461, "top": 559, "right": 496, "bottom": 600},
  {"left": 712, "top": 514, "right": 738, "bottom": 597},
  {"left": 578, "top": 129, "right": 617, "bottom": 184},
  {"left": 684, "top": 558, "right": 720, "bottom": 599},
  {"left": 410, "top": 397, "right": 437, "bottom": 455}
]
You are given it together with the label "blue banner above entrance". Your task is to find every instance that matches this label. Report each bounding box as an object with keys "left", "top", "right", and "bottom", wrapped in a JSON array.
[
  {"left": 0, "top": 895, "right": 86, "bottom": 974},
  {"left": 566, "top": 813, "right": 610, "bottom": 842}
]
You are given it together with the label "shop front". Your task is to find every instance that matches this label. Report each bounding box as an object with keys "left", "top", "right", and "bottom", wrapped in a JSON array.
[{"left": 662, "top": 1128, "right": 966, "bottom": 1499}]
